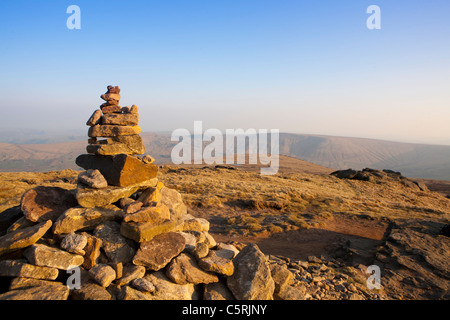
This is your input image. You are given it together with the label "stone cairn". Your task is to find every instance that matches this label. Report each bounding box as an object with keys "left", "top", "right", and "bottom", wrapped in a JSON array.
[{"left": 0, "top": 85, "right": 290, "bottom": 300}]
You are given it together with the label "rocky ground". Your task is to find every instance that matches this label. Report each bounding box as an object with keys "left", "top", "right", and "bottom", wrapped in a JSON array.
[{"left": 0, "top": 164, "right": 449, "bottom": 300}]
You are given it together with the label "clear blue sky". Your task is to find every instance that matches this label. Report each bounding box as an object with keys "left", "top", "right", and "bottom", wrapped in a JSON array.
[{"left": 1, "top": 0, "right": 449, "bottom": 144}]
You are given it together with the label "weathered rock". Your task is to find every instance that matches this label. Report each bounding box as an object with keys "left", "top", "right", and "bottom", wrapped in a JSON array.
[
  {"left": 123, "top": 201, "right": 143, "bottom": 214},
  {"left": 130, "top": 278, "right": 155, "bottom": 293},
  {"left": 180, "top": 216, "right": 210, "bottom": 232},
  {"left": 160, "top": 187, "right": 187, "bottom": 220},
  {"left": 0, "top": 206, "right": 23, "bottom": 235},
  {"left": 269, "top": 263, "right": 293, "bottom": 299},
  {"left": 145, "top": 271, "right": 198, "bottom": 300},
  {"left": 137, "top": 187, "right": 162, "bottom": 206},
  {"left": 24, "top": 244, "right": 84, "bottom": 270},
  {"left": 142, "top": 155, "right": 155, "bottom": 164},
  {"left": 0, "top": 260, "right": 59, "bottom": 280},
  {"left": 87, "top": 134, "right": 145, "bottom": 156},
  {"left": 93, "top": 221, "right": 136, "bottom": 264},
  {"left": 6, "top": 216, "right": 35, "bottom": 233},
  {"left": 192, "top": 242, "right": 209, "bottom": 259},
  {"left": 101, "top": 105, "right": 122, "bottom": 114},
  {"left": 132, "top": 232, "right": 185, "bottom": 270},
  {"left": 53, "top": 206, "right": 123, "bottom": 234},
  {"left": 118, "top": 285, "right": 152, "bottom": 300},
  {"left": 88, "top": 125, "right": 141, "bottom": 138},
  {"left": 277, "top": 285, "right": 306, "bottom": 300},
  {"left": 178, "top": 232, "right": 197, "bottom": 252},
  {"left": 166, "top": 253, "right": 219, "bottom": 285},
  {"left": 76, "top": 154, "right": 158, "bottom": 187},
  {"left": 227, "top": 244, "right": 275, "bottom": 300},
  {"left": 101, "top": 93, "right": 121, "bottom": 102},
  {"left": 216, "top": 243, "right": 239, "bottom": 259},
  {"left": 71, "top": 283, "right": 112, "bottom": 300},
  {"left": 89, "top": 264, "right": 117, "bottom": 287},
  {"left": 60, "top": 232, "right": 88, "bottom": 255},
  {"left": 81, "top": 233, "right": 102, "bottom": 270},
  {"left": 204, "top": 281, "right": 235, "bottom": 300},
  {"left": 0, "top": 220, "right": 52, "bottom": 256},
  {"left": 123, "top": 204, "right": 170, "bottom": 224},
  {"left": 116, "top": 265, "right": 146, "bottom": 286},
  {"left": 76, "top": 179, "right": 158, "bottom": 208},
  {"left": 198, "top": 250, "right": 234, "bottom": 276},
  {"left": 9, "top": 277, "right": 63, "bottom": 290},
  {"left": 129, "top": 105, "right": 139, "bottom": 114},
  {"left": 107, "top": 85, "right": 120, "bottom": 94},
  {"left": 21, "top": 186, "right": 77, "bottom": 223},
  {"left": 78, "top": 169, "right": 108, "bottom": 189},
  {"left": 0, "top": 284, "right": 69, "bottom": 300},
  {"left": 86, "top": 109, "right": 102, "bottom": 126},
  {"left": 121, "top": 218, "right": 180, "bottom": 243},
  {"left": 102, "top": 113, "right": 139, "bottom": 126}
]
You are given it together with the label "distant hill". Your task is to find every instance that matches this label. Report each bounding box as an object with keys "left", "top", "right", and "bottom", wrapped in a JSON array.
[{"left": 1, "top": 131, "right": 450, "bottom": 180}]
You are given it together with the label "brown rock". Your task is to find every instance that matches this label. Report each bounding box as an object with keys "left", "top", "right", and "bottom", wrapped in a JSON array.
[
  {"left": 71, "top": 283, "right": 112, "bottom": 300},
  {"left": 89, "top": 264, "right": 117, "bottom": 287},
  {"left": 86, "top": 109, "right": 102, "bottom": 126},
  {"left": 269, "top": 263, "right": 294, "bottom": 299},
  {"left": 130, "top": 278, "right": 155, "bottom": 293},
  {"left": 124, "top": 201, "right": 143, "bottom": 214},
  {"left": 88, "top": 125, "right": 141, "bottom": 138},
  {"left": 0, "top": 284, "right": 69, "bottom": 300},
  {"left": 227, "top": 244, "right": 275, "bottom": 300},
  {"left": 0, "top": 260, "right": 59, "bottom": 280},
  {"left": 198, "top": 250, "right": 234, "bottom": 276},
  {"left": 94, "top": 221, "right": 136, "bottom": 264},
  {"left": 21, "top": 186, "right": 77, "bottom": 223},
  {"left": 87, "top": 142, "right": 145, "bottom": 156},
  {"left": 115, "top": 265, "right": 145, "bottom": 286},
  {"left": 166, "top": 253, "right": 219, "bottom": 285},
  {"left": 123, "top": 204, "right": 170, "bottom": 223},
  {"left": 130, "top": 105, "right": 139, "bottom": 114},
  {"left": 160, "top": 187, "right": 187, "bottom": 220},
  {"left": 81, "top": 233, "right": 102, "bottom": 270},
  {"left": 9, "top": 277, "right": 63, "bottom": 290},
  {"left": 118, "top": 286, "right": 152, "bottom": 300},
  {"left": 204, "top": 281, "right": 235, "bottom": 300},
  {"left": 75, "top": 154, "right": 158, "bottom": 187},
  {"left": 144, "top": 271, "right": 198, "bottom": 300},
  {"left": 137, "top": 187, "right": 162, "bottom": 206},
  {"left": 121, "top": 218, "right": 179, "bottom": 243},
  {"left": 53, "top": 206, "right": 123, "bottom": 234},
  {"left": 142, "top": 155, "right": 155, "bottom": 164},
  {"left": 132, "top": 232, "right": 185, "bottom": 270},
  {"left": 76, "top": 181, "right": 157, "bottom": 209},
  {"left": 60, "top": 232, "right": 88, "bottom": 255},
  {"left": 102, "top": 113, "right": 139, "bottom": 126},
  {"left": 107, "top": 85, "right": 120, "bottom": 94},
  {"left": 101, "top": 93, "right": 121, "bottom": 102},
  {"left": 101, "top": 105, "right": 122, "bottom": 113},
  {"left": 0, "top": 220, "right": 52, "bottom": 256},
  {"left": 24, "top": 244, "right": 84, "bottom": 270},
  {"left": 77, "top": 169, "right": 108, "bottom": 189}
]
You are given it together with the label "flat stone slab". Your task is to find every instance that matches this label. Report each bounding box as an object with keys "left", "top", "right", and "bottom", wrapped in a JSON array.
[
  {"left": 53, "top": 206, "right": 123, "bottom": 234},
  {"left": 101, "top": 113, "right": 139, "bottom": 126},
  {"left": 88, "top": 125, "right": 141, "bottom": 137},
  {"left": 132, "top": 232, "right": 185, "bottom": 271},
  {"left": 0, "top": 220, "right": 52, "bottom": 256},
  {"left": 21, "top": 186, "right": 77, "bottom": 223},
  {"left": 24, "top": 243, "right": 84, "bottom": 270},
  {"left": 76, "top": 178, "right": 158, "bottom": 208},
  {"left": 93, "top": 221, "right": 136, "bottom": 264},
  {"left": 165, "top": 253, "right": 219, "bottom": 285},
  {"left": 121, "top": 218, "right": 179, "bottom": 243},
  {"left": 0, "top": 260, "right": 59, "bottom": 280},
  {"left": 0, "top": 284, "right": 69, "bottom": 300}
]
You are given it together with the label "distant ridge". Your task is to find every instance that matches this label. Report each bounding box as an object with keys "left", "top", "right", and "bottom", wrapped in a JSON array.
[{"left": 1, "top": 131, "right": 450, "bottom": 180}]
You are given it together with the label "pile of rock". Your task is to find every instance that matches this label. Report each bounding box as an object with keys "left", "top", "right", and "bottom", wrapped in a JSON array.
[{"left": 0, "top": 86, "right": 283, "bottom": 300}]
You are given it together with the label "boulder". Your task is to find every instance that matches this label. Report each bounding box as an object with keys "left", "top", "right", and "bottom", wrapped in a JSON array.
[
  {"left": 227, "top": 244, "right": 275, "bottom": 300},
  {"left": 24, "top": 244, "right": 84, "bottom": 270},
  {"left": 53, "top": 206, "right": 123, "bottom": 235},
  {"left": 20, "top": 186, "right": 77, "bottom": 223},
  {"left": 75, "top": 154, "right": 158, "bottom": 187},
  {"left": 132, "top": 232, "right": 185, "bottom": 270},
  {"left": 165, "top": 253, "right": 219, "bottom": 285},
  {"left": 198, "top": 250, "right": 234, "bottom": 276},
  {"left": 0, "top": 220, "right": 52, "bottom": 256}
]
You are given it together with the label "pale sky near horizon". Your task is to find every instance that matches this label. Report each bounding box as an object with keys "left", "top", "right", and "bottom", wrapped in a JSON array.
[{"left": 1, "top": 0, "right": 449, "bottom": 145}]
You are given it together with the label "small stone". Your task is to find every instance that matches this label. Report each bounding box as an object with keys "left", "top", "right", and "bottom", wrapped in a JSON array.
[
  {"left": 118, "top": 286, "right": 152, "bottom": 300},
  {"left": 101, "top": 93, "right": 121, "bottom": 102},
  {"left": 60, "top": 232, "right": 88, "bottom": 255},
  {"left": 132, "top": 232, "right": 185, "bottom": 270},
  {"left": 123, "top": 201, "right": 143, "bottom": 214},
  {"left": 130, "top": 105, "right": 139, "bottom": 114},
  {"left": 78, "top": 169, "right": 108, "bottom": 189},
  {"left": 72, "top": 283, "right": 112, "bottom": 300},
  {"left": 144, "top": 271, "right": 198, "bottom": 300},
  {"left": 204, "top": 281, "right": 235, "bottom": 300},
  {"left": 81, "top": 233, "right": 102, "bottom": 270},
  {"left": 116, "top": 265, "right": 145, "bottom": 286},
  {"left": 109, "top": 262, "right": 123, "bottom": 279},
  {"left": 130, "top": 278, "right": 155, "bottom": 293},
  {"left": 137, "top": 187, "right": 162, "bottom": 206},
  {"left": 270, "top": 264, "right": 294, "bottom": 298},
  {"left": 215, "top": 243, "right": 239, "bottom": 259},
  {"left": 166, "top": 253, "right": 219, "bottom": 285},
  {"left": 86, "top": 110, "right": 102, "bottom": 126},
  {"left": 121, "top": 106, "right": 131, "bottom": 113},
  {"left": 121, "top": 218, "right": 179, "bottom": 243},
  {"left": 101, "top": 113, "right": 139, "bottom": 126},
  {"left": 123, "top": 204, "right": 170, "bottom": 224},
  {"left": 119, "top": 198, "right": 135, "bottom": 209},
  {"left": 89, "top": 264, "right": 116, "bottom": 287},
  {"left": 178, "top": 232, "right": 197, "bottom": 252},
  {"left": 24, "top": 244, "right": 84, "bottom": 270},
  {"left": 142, "top": 155, "right": 155, "bottom": 164},
  {"left": 101, "top": 105, "right": 122, "bottom": 114},
  {"left": 21, "top": 186, "right": 77, "bottom": 223},
  {"left": 198, "top": 250, "right": 234, "bottom": 276},
  {"left": 0, "top": 284, "right": 69, "bottom": 300},
  {"left": 192, "top": 242, "right": 209, "bottom": 259},
  {"left": 181, "top": 216, "right": 210, "bottom": 232},
  {"left": 93, "top": 221, "right": 136, "bottom": 264},
  {"left": 107, "top": 85, "right": 120, "bottom": 94},
  {"left": 88, "top": 125, "right": 141, "bottom": 138},
  {"left": 9, "top": 277, "right": 63, "bottom": 290}
]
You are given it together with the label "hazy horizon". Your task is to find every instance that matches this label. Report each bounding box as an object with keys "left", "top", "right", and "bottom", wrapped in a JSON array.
[{"left": 1, "top": 1, "right": 449, "bottom": 146}]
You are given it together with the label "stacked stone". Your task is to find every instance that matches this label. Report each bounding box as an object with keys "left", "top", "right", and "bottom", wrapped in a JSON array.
[
  {"left": 85, "top": 85, "right": 145, "bottom": 156},
  {"left": 0, "top": 86, "right": 282, "bottom": 301}
]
